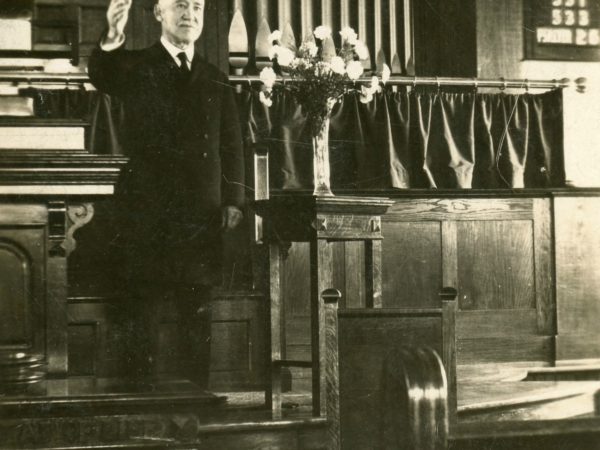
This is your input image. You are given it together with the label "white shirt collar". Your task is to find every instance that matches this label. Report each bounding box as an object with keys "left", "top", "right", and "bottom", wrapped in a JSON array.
[{"left": 160, "top": 36, "right": 194, "bottom": 68}]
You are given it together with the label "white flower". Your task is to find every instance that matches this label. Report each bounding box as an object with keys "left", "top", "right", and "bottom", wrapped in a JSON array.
[
  {"left": 301, "top": 41, "right": 318, "bottom": 57},
  {"left": 330, "top": 56, "right": 346, "bottom": 75},
  {"left": 359, "top": 85, "right": 373, "bottom": 103},
  {"left": 354, "top": 40, "right": 369, "bottom": 60},
  {"left": 346, "top": 61, "right": 363, "bottom": 80},
  {"left": 276, "top": 47, "right": 295, "bottom": 66},
  {"left": 340, "top": 27, "right": 358, "bottom": 45},
  {"left": 314, "top": 25, "right": 332, "bottom": 40},
  {"left": 268, "top": 30, "right": 282, "bottom": 43},
  {"left": 259, "top": 90, "right": 273, "bottom": 107},
  {"left": 268, "top": 44, "right": 281, "bottom": 60},
  {"left": 317, "top": 61, "right": 332, "bottom": 76},
  {"left": 381, "top": 64, "right": 391, "bottom": 84},
  {"left": 369, "top": 76, "right": 382, "bottom": 93},
  {"left": 259, "top": 67, "right": 277, "bottom": 89},
  {"left": 268, "top": 45, "right": 295, "bottom": 66}
]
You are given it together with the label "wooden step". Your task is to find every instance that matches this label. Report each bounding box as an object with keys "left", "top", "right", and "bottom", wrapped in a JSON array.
[
  {"left": 0, "top": 381, "right": 327, "bottom": 449},
  {"left": 525, "top": 364, "right": 600, "bottom": 381},
  {"left": 458, "top": 381, "right": 600, "bottom": 422}
]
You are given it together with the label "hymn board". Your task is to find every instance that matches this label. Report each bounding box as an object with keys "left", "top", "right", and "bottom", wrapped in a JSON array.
[{"left": 525, "top": 0, "right": 600, "bottom": 60}]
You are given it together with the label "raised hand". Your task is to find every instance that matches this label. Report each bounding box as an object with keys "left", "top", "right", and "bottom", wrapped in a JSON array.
[{"left": 106, "top": 0, "right": 132, "bottom": 41}]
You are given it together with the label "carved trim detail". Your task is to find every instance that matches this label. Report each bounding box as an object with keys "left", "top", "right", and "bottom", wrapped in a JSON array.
[{"left": 63, "top": 203, "right": 95, "bottom": 256}]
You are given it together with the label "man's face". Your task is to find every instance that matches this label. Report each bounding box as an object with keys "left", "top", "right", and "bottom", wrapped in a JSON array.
[{"left": 155, "top": 0, "right": 205, "bottom": 47}]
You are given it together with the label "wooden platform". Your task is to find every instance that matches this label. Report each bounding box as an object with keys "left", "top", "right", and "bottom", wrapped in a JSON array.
[
  {"left": 457, "top": 363, "right": 600, "bottom": 422},
  {"left": 0, "top": 380, "right": 326, "bottom": 449}
]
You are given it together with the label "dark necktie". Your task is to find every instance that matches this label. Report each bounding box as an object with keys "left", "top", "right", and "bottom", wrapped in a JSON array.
[{"left": 177, "top": 52, "right": 190, "bottom": 76}]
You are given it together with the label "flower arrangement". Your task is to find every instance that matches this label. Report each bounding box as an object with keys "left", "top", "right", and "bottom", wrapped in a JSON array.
[{"left": 258, "top": 25, "right": 390, "bottom": 135}]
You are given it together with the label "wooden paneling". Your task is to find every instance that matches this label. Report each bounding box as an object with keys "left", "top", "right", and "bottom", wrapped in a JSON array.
[
  {"left": 457, "top": 310, "right": 539, "bottom": 337},
  {"left": 67, "top": 323, "right": 97, "bottom": 376},
  {"left": 0, "top": 225, "right": 46, "bottom": 354},
  {"left": 67, "top": 300, "right": 115, "bottom": 377},
  {"left": 382, "top": 221, "right": 442, "bottom": 308},
  {"left": 209, "top": 292, "right": 266, "bottom": 390},
  {"left": 555, "top": 196, "right": 600, "bottom": 362},
  {"left": 211, "top": 321, "right": 250, "bottom": 371},
  {"left": 0, "top": 241, "right": 34, "bottom": 345},
  {"left": 458, "top": 336, "right": 553, "bottom": 364},
  {"left": 457, "top": 220, "right": 535, "bottom": 310},
  {"left": 378, "top": 196, "right": 553, "bottom": 367},
  {"left": 344, "top": 241, "right": 365, "bottom": 308},
  {"left": 533, "top": 198, "right": 555, "bottom": 334}
]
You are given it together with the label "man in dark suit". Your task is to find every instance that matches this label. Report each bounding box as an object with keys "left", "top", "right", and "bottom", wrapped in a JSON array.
[{"left": 88, "top": 0, "right": 245, "bottom": 387}]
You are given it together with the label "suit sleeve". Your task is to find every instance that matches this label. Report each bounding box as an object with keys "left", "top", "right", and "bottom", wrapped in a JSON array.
[
  {"left": 87, "top": 39, "right": 135, "bottom": 98},
  {"left": 219, "top": 77, "right": 246, "bottom": 209}
]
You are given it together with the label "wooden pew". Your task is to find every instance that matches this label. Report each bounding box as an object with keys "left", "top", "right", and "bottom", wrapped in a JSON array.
[{"left": 338, "top": 289, "right": 457, "bottom": 450}]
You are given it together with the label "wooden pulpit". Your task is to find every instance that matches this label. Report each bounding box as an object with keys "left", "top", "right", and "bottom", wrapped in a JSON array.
[
  {"left": 0, "top": 149, "right": 126, "bottom": 380},
  {"left": 254, "top": 193, "right": 393, "bottom": 446}
]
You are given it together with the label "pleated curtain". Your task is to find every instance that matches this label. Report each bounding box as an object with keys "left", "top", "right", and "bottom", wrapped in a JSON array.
[{"left": 29, "top": 87, "right": 565, "bottom": 189}]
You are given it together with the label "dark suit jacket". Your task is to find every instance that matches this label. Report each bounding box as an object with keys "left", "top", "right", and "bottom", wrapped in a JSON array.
[{"left": 88, "top": 41, "right": 245, "bottom": 283}]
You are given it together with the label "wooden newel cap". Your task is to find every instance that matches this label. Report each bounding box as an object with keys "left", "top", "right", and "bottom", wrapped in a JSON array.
[
  {"left": 321, "top": 288, "right": 342, "bottom": 304},
  {"left": 439, "top": 287, "right": 458, "bottom": 301}
]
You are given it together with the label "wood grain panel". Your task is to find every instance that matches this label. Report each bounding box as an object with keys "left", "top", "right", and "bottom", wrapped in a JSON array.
[
  {"left": 555, "top": 197, "right": 600, "bottom": 362},
  {"left": 555, "top": 335, "right": 600, "bottom": 363},
  {"left": 457, "top": 310, "right": 539, "bottom": 337},
  {"left": 382, "top": 221, "right": 442, "bottom": 308},
  {"left": 457, "top": 220, "right": 535, "bottom": 310},
  {"left": 533, "top": 198, "right": 554, "bottom": 334},
  {"left": 284, "top": 242, "right": 311, "bottom": 318},
  {"left": 0, "top": 241, "right": 33, "bottom": 345},
  {"left": 0, "top": 227, "right": 46, "bottom": 356},
  {"left": 458, "top": 336, "right": 553, "bottom": 364},
  {"left": 442, "top": 221, "right": 458, "bottom": 289},
  {"left": 210, "top": 320, "right": 250, "bottom": 372},
  {"left": 386, "top": 198, "right": 534, "bottom": 221},
  {"left": 209, "top": 292, "right": 266, "bottom": 390},
  {"left": 344, "top": 241, "right": 366, "bottom": 309},
  {"left": 67, "top": 301, "right": 112, "bottom": 377},
  {"left": 67, "top": 323, "right": 97, "bottom": 376}
]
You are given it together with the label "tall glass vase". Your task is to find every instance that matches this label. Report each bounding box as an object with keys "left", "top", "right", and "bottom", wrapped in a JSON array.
[{"left": 312, "top": 115, "right": 334, "bottom": 196}]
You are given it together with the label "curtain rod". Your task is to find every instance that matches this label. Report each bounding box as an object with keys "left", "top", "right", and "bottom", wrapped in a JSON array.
[
  {"left": 0, "top": 72, "right": 587, "bottom": 93},
  {"left": 229, "top": 75, "right": 587, "bottom": 92}
]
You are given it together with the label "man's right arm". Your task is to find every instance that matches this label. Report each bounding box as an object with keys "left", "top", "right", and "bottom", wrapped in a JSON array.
[{"left": 87, "top": 0, "right": 132, "bottom": 96}]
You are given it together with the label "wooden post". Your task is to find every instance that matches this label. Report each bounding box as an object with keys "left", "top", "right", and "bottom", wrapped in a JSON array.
[
  {"left": 310, "top": 239, "right": 333, "bottom": 416},
  {"left": 365, "top": 240, "right": 383, "bottom": 308},
  {"left": 440, "top": 287, "right": 458, "bottom": 427},
  {"left": 267, "top": 242, "right": 283, "bottom": 414},
  {"left": 322, "top": 288, "right": 341, "bottom": 450}
]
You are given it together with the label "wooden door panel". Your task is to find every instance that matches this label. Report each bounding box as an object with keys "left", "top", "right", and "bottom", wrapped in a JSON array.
[
  {"left": 382, "top": 221, "right": 442, "bottom": 308},
  {"left": 0, "top": 227, "right": 46, "bottom": 353},
  {"left": 457, "top": 219, "right": 535, "bottom": 310}
]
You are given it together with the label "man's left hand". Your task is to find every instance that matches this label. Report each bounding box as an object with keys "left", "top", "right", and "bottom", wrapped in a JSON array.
[{"left": 222, "top": 206, "right": 243, "bottom": 230}]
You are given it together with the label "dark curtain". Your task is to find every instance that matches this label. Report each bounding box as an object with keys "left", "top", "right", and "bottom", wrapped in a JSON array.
[
  {"left": 242, "top": 88, "right": 565, "bottom": 189},
  {"left": 30, "top": 86, "right": 565, "bottom": 189}
]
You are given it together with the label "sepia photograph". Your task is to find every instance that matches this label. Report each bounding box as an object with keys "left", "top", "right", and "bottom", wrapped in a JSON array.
[{"left": 0, "top": 0, "right": 599, "bottom": 448}]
